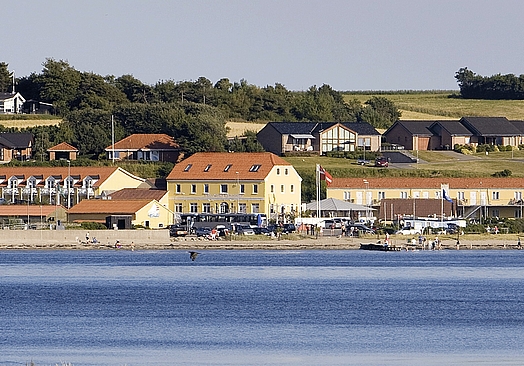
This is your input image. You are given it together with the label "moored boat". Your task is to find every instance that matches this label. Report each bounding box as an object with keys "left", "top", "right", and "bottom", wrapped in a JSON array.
[{"left": 359, "top": 243, "right": 402, "bottom": 251}]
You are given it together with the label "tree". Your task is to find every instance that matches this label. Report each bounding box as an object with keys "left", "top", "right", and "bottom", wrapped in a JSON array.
[
  {"left": 359, "top": 96, "right": 401, "bottom": 129},
  {"left": 115, "top": 74, "right": 154, "bottom": 103},
  {"left": 0, "top": 62, "right": 13, "bottom": 93}
]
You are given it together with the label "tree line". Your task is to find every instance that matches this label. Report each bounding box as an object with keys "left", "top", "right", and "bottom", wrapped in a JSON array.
[
  {"left": 455, "top": 67, "right": 524, "bottom": 99},
  {"left": 1, "top": 59, "right": 400, "bottom": 158}
]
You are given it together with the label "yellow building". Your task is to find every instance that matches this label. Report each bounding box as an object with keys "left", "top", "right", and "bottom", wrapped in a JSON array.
[
  {"left": 166, "top": 152, "right": 302, "bottom": 222},
  {"left": 68, "top": 199, "right": 174, "bottom": 229},
  {"left": 328, "top": 177, "right": 524, "bottom": 220},
  {"left": 0, "top": 166, "right": 151, "bottom": 207}
]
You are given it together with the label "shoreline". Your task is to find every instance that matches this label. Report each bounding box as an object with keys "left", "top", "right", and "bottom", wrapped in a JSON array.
[{"left": 0, "top": 233, "right": 521, "bottom": 251}]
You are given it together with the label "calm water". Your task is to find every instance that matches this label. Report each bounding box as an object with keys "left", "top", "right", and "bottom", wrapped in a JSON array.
[{"left": 0, "top": 250, "right": 523, "bottom": 366}]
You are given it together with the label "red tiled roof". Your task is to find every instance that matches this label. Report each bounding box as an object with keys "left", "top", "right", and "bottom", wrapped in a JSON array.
[
  {"left": 0, "top": 205, "right": 66, "bottom": 216},
  {"left": 166, "top": 152, "right": 292, "bottom": 181},
  {"left": 47, "top": 142, "right": 78, "bottom": 151},
  {"left": 68, "top": 199, "right": 154, "bottom": 214},
  {"left": 330, "top": 177, "right": 524, "bottom": 189},
  {"left": 106, "top": 134, "right": 179, "bottom": 150},
  {"left": 108, "top": 188, "right": 167, "bottom": 201}
]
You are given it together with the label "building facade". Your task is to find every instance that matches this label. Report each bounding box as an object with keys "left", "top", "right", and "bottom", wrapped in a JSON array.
[
  {"left": 327, "top": 177, "right": 524, "bottom": 221},
  {"left": 166, "top": 152, "right": 302, "bottom": 222}
]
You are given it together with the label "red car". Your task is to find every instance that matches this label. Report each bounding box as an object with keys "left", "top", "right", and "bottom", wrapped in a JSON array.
[{"left": 375, "top": 156, "right": 389, "bottom": 167}]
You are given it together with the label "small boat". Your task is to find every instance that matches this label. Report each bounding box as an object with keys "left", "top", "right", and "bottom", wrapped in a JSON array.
[{"left": 359, "top": 243, "right": 402, "bottom": 251}]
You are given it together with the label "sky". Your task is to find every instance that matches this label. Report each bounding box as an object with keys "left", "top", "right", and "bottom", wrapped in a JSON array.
[{"left": 4, "top": 0, "right": 524, "bottom": 91}]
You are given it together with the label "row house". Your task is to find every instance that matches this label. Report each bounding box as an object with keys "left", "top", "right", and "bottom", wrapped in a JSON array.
[
  {"left": 257, "top": 121, "right": 381, "bottom": 156},
  {"left": 166, "top": 152, "right": 302, "bottom": 222},
  {"left": 0, "top": 132, "right": 33, "bottom": 162},
  {"left": 327, "top": 177, "right": 524, "bottom": 221},
  {"left": 0, "top": 166, "right": 150, "bottom": 207},
  {"left": 384, "top": 117, "right": 524, "bottom": 151}
]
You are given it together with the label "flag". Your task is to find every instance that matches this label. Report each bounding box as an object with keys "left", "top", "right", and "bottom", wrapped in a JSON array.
[
  {"left": 319, "top": 165, "right": 333, "bottom": 186},
  {"left": 442, "top": 188, "right": 453, "bottom": 203}
]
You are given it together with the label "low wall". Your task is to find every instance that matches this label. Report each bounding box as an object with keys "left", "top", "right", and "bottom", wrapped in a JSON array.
[{"left": 0, "top": 229, "right": 170, "bottom": 246}]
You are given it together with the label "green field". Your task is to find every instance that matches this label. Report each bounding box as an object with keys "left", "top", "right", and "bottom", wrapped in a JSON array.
[{"left": 345, "top": 91, "right": 524, "bottom": 120}]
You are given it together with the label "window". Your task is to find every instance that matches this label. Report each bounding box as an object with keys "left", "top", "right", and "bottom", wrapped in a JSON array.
[
  {"left": 8, "top": 177, "right": 18, "bottom": 189},
  {"left": 458, "top": 191, "right": 465, "bottom": 200},
  {"left": 224, "top": 164, "right": 232, "bottom": 172},
  {"left": 516, "top": 209, "right": 522, "bottom": 218},
  {"left": 190, "top": 203, "right": 198, "bottom": 213},
  {"left": 400, "top": 191, "right": 408, "bottom": 199},
  {"left": 290, "top": 184, "right": 294, "bottom": 193},
  {"left": 253, "top": 184, "right": 258, "bottom": 194},
  {"left": 492, "top": 191, "right": 500, "bottom": 200},
  {"left": 344, "top": 191, "right": 351, "bottom": 200},
  {"left": 191, "top": 184, "right": 196, "bottom": 194},
  {"left": 220, "top": 184, "right": 228, "bottom": 194},
  {"left": 202, "top": 203, "right": 211, "bottom": 213},
  {"left": 204, "top": 164, "right": 212, "bottom": 172},
  {"left": 276, "top": 168, "right": 280, "bottom": 175},
  {"left": 515, "top": 191, "right": 522, "bottom": 200},
  {"left": 270, "top": 185, "right": 274, "bottom": 193},
  {"left": 176, "top": 184, "right": 181, "bottom": 194},
  {"left": 203, "top": 184, "right": 209, "bottom": 194},
  {"left": 378, "top": 191, "right": 386, "bottom": 200},
  {"left": 251, "top": 203, "right": 260, "bottom": 213},
  {"left": 249, "top": 164, "right": 261, "bottom": 172},
  {"left": 280, "top": 185, "right": 284, "bottom": 193},
  {"left": 27, "top": 177, "right": 37, "bottom": 188},
  {"left": 240, "top": 184, "right": 245, "bottom": 194},
  {"left": 238, "top": 203, "right": 247, "bottom": 213},
  {"left": 285, "top": 168, "right": 289, "bottom": 175},
  {"left": 492, "top": 209, "right": 500, "bottom": 217},
  {"left": 174, "top": 203, "right": 182, "bottom": 213},
  {"left": 184, "top": 164, "right": 192, "bottom": 172}
]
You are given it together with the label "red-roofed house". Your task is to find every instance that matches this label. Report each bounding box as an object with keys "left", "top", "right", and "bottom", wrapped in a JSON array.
[
  {"left": 166, "top": 152, "right": 302, "bottom": 222},
  {"left": 105, "top": 134, "right": 181, "bottom": 162},
  {"left": 47, "top": 142, "right": 79, "bottom": 161}
]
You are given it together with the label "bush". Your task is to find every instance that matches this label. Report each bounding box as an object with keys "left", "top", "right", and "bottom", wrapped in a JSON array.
[
  {"left": 80, "top": 222, "right": 107, "bottom": 230},
  {"left": 492, "top": 169, "right": 512, "bottom": 177}
]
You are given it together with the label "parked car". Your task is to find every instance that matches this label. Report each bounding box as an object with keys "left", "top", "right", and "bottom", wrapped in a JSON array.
[
  {"left": 236, "top": 224, "right": 255, "bottom": 235},
  {"left": 253, "top": 227, "right": 273, "bottom": 236},
  {"left": 395, "top": 227, "right": 421, "bottom": 235},
  {"left": 195, "top": 226, "right": 213, "bottom": 237},
  {"left": 168, "top": 224, "right": 188, "bottom": 237},
  {"left": 375, "top": 156, "right": 389, "bottom": 167},
  {"left": 282, "top": 223, "right": 296, "bottom": 233},
  {"left": 348, "top": 224, "right": 375, "bottom": 235}
]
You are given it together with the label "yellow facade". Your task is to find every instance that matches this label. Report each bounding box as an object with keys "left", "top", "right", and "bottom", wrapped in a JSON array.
[{"left": 134, "top": 200, "right": 175, "bottom": 228}]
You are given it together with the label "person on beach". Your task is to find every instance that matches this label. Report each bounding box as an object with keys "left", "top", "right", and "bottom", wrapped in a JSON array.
[
  {"left": 385, "top": 232, "right": 390, "bottom": 246},
  {"left": 518, "top": 237, "right": 521, "bottom": 250},
  {"left": 86, "top": 232, "right": 90, "bottom": 243}
]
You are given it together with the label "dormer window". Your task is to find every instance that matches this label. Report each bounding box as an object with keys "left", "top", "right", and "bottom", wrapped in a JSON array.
[
  {"left": 8, "top": 177, "right": 18, "bottom": 189},
  {"left": 204, "top": 164, "right": 212, "bottom": 172},
  {"left": 224, "top": 164, "right": 232, "bottom": 172},
  {"left": 27, "top": 177, "right": 37, "bottom": 188},
  {"left": 249, "top": 164, "right": 261, "bottom": 172},
  {"left": 184, "top": 164, "right": 193, "bottom": 172}
]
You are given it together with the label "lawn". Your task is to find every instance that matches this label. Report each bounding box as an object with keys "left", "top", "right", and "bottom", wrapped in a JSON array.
[{"left": 345, "top": 91, "right": 524, "bottom": 120}]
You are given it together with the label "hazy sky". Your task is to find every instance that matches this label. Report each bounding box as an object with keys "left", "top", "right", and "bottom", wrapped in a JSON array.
[{"left": 5, "top": 0, "right": 524, "bottom": 91}]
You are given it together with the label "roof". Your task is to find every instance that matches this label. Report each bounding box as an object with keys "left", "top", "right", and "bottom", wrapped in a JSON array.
[
  {"left": 305, "top": 198, "right": 370, "bottom": 212},
  {"left": 108, "top": 188, "right": 167, "bottom": 201},
  {"left": 166, "top": 152, "right": 292, "bottom": 181},
  {"left": 68, "top": 199, "right": 156, "bottom": 214},
  {"left": 106, "top": 134, "right": 179, "bottom": 151},
  {"left": 460, "top": 117, "right": 522, "bottom": 136},
  {"left": 263, "top": 121, "right": 380, "bottom": 136},
  {"left": 509, "top": 120, "right": 524, "bottom": 134},
  {"left": 0, "top": 205, "right": 66, "bottom": 216},
  {"left": 0, "top": 132, "right": 33, "bottom": 148},
  {"left": 330, "top": 177, "right": 524, "bottom": 189},
  {"left": 0, "top": 166, "right": 122, "bottom": 187},
  {"left": 0, "top": 92, "right": 25, "bottom": 102},
  {"left": 386, "top": 120, "right": 434, "bottom": 136},
  {"left": 47, "top": 142, "right": 78, "bottom": 152},
  {"left": 430, "top": 120, "right": 472, "bottom": 135}
]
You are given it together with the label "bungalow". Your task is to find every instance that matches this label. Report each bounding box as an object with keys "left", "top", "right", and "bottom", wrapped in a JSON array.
[
  {"left": 0, "top": 92, "right": 25, "bottom": 114},
  {"left": 105, "top": 133, "right": 181, "bottom": 162},
  {"left": 384, "top": 117, "right": 524, "bottom": 151},
  {"left": 0, "top": 205, "right": 68, "bottom": 229},
  {"left": 68, "top": 199, "right": 174, "bottom": 229},
  {"left": 0, "top": 132, "right": 33, "bottom": 161},
  {"left": 257, "top": 121, "right": 381, "bottom": 156},
  {"left": 47, "top": 142, "right": 79, "bottom": 161}
]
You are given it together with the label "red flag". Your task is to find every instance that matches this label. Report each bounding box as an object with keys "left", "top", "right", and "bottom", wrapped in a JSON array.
[{"left": 319, "top": 165, "right": 333, "bottom": 186}]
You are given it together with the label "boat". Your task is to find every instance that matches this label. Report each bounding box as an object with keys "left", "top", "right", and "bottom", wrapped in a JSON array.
[{"left": 359, "top": 243, "right": 402, "bottom": 251}]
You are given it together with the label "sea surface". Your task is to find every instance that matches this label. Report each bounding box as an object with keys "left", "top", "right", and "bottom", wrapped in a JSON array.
[{"left": 0, "top": 249, "right": 523, "bottom": 366}]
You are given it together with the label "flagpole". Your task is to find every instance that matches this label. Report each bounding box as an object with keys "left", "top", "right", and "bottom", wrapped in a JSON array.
[
  {"left": 316, "top": 164, "right": 320, "bottom": 220},
  {"left": 441, "top": 184, "right": 444, "bottom": 227}
]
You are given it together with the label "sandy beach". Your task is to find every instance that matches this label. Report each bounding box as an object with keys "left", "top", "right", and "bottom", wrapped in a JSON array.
[{"left": 0, "top": 229, "right": 521, "bottom": 251}]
